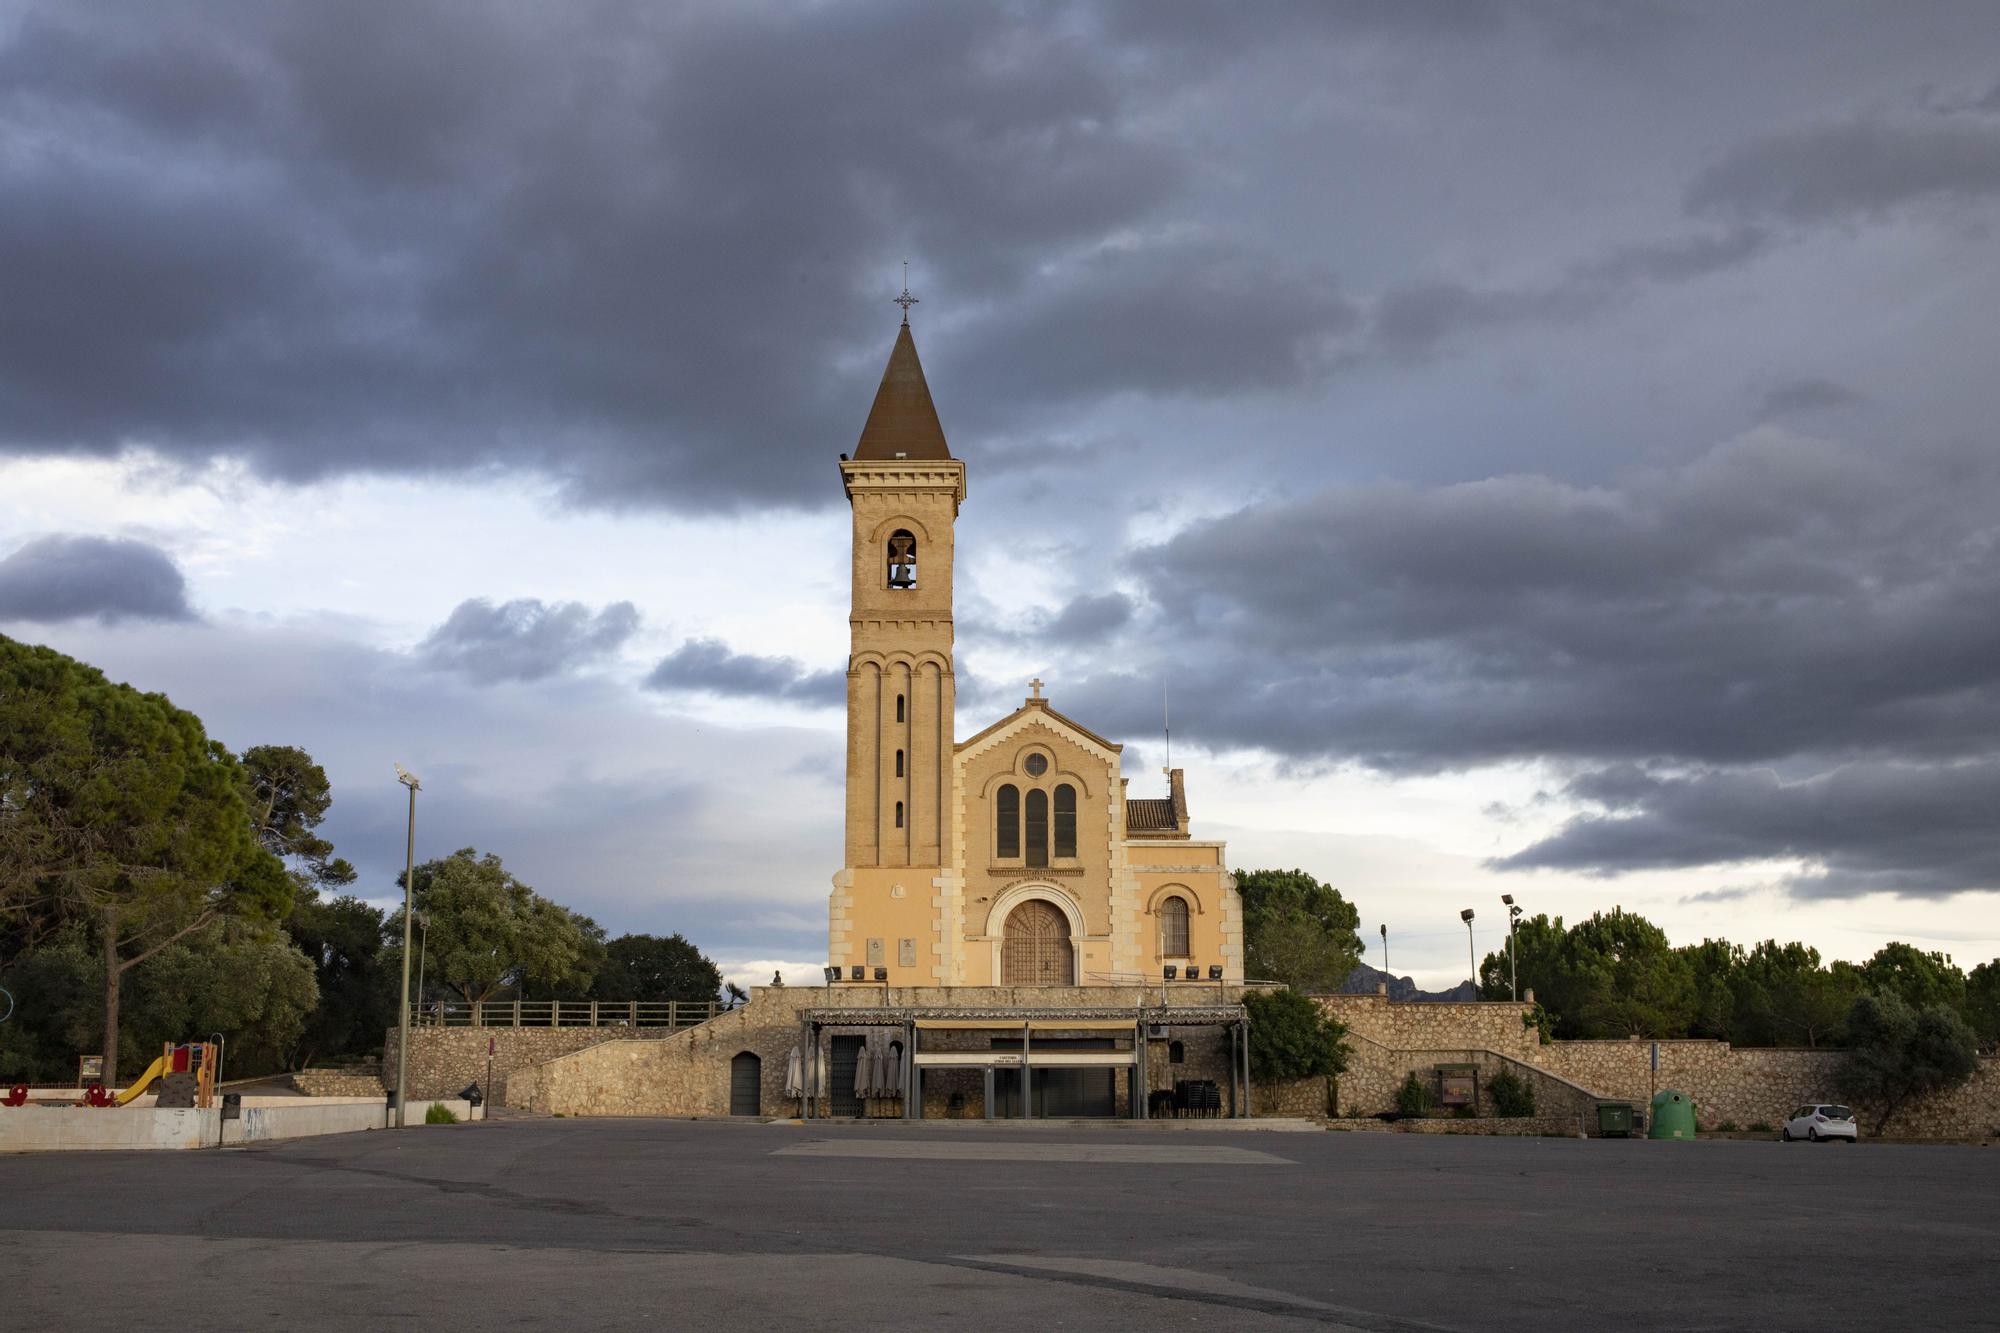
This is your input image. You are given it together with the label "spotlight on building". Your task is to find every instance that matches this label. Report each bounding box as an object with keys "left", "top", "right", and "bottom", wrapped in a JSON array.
[
  {"left": 874, "top": 967, "right": 888, "bottom": 981},
  {"left": 849, "top": 965, "right": 865, "bottom": 981},
  {"left": 1208, "top": 965, "right": 1223, "bottom": 980},
  {"left": 1163, "top": 964, "right": 1178, "bottom": 980},
  {"left": 823, "top": 966, "right": 838, "bottom": 983}
]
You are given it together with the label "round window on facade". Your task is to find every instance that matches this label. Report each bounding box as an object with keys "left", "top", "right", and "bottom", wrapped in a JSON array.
[{"left": 1024, "top": 753, "right": 1049, "bottom": 777}]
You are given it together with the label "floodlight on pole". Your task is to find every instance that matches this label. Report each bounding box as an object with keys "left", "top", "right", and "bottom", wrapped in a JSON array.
[
  {"left": 394, "top": 765, "right": 420, "bottom": 1129},
  {"left": 1379, "top": 924, "right": 1388, "bottom": 980},
  {"left": 1460, "top": 908, "right": 1476, "bottom": 990}
]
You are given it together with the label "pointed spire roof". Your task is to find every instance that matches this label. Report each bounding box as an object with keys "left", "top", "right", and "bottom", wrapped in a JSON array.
[{"left": 853, "top": 323, "right": 952, "bottom": 460}]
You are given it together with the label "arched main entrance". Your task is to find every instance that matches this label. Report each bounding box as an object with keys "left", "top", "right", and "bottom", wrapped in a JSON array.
[{"left": 1001, "top": 899, "right": 1074, "bottom": 984}]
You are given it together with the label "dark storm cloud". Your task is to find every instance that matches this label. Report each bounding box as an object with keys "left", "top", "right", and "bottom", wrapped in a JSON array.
[
  {"left": 1494, "top": 760, "right": 2000, "bottom": 901},
  {"left": 1365, "top": 227, "right": 1773, "bottom": 358},
  {"left": 1753, "top": 377, "right": 1864, "bottom": 420},
  {"left": 965, "top": 589, "right": 1136, "bottom": 651},
  {"left": 0, "top": 2, "right": 1205, "bottom": 508},
  {"left": 0, "top": 2, "right": 1887, "bottom": 509},
  {"left": 645, "top": 638, "right": 844, "bottom": 706},
  {"left": 1025, "top": 428, "right": 2000, "bottom": 894},
  {"left": 0, "top": 535, "right": 195, "bottom": 623},
  {"left": 1687, "top": 112, "right": 2000, "bottom": 224},
  {"left": 1047, "top": 591, "right": 1135, "bottom": 642},
  {"left": 946, "top": 239, "right": 1360, "bottom": 406},
  {"left": 417, "top": 598, "right": 638, "bottom": 683},
  {"left": 1078, "top": 429, "right": 2000, "bottom": 774}
]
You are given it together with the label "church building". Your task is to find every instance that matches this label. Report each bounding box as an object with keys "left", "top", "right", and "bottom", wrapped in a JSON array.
[{"left": 829, "top": 312, "right": 1243, "bottom": 988}]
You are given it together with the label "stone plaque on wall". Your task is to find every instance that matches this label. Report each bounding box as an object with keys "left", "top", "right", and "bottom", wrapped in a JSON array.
[
  {"left": 866, "top": 937, "right": 885, "bottom": 966},
  {"left": 898, "top": 938, "right": 917, "bottom": 967}
]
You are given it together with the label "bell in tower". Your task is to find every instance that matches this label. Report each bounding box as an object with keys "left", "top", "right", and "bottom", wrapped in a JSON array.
[{"left": 887, "top": 530, "right": 918, "bottom": 589}]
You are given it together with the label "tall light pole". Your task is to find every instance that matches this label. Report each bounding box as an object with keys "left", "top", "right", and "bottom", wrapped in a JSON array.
[
  {"left": 394, "top": 764, "right": 421, "bottom": 1128},
  {"left": 1502, "top": 894, "right": 1523, "bottom": 1002},
  {"left": 1378, "top": 924, "right": 1388, "bottom": 983},
  {"left": 1460, "top": 908, "right": 1476, "bottom": 991}
]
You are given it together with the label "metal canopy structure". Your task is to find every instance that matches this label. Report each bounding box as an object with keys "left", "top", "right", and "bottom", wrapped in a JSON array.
[{"left": 798, "top": 1004, "right": 1250, "bottom": 1122}]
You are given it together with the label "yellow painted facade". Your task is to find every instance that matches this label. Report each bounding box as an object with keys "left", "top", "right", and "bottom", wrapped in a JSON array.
[{"left": 829, "top": 322, "right": 1242, "bottom": 987}]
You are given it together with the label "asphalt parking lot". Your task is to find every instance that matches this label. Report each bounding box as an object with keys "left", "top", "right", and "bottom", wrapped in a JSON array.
[{"left": 6, "top": 1118, "right": 1995, "bottom": 1330}]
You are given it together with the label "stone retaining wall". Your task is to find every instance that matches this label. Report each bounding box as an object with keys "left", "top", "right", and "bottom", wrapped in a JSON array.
[
  {"left": 1537, "top": 1039, "right": 2000, "bottom": 1137},
  {"left": 1321, "top": 993, "right": 1540, "bottom": 1061},
  {"left": 289, "top": 1069, "right": 386, "bottom": 1097},
  {"left": 1297, "top": 995, "right": 1998, "bottom": 1139},
  {"left": 385, "top": 1025, "right": 690, "bottom": 1102}
]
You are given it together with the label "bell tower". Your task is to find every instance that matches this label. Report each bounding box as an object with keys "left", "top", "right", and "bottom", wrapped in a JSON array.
[{"left": 831, "top": 310, "right": 964, "bottom": 979}]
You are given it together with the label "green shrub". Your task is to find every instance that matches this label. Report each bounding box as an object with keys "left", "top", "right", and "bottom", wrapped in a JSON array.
[
  {"left": 1748, "top": 1121, "right": 1773, "bottom": 1133},
  {"left": 424, "top": 1103, "right": 459, "bottom": 1125},
  {"left": 1244, "top": 988, "right": 1352, "bottom": 1082},
  {"left": 1395, "top": 1072, "right": 1436, "bottom": 1116},
  {"left": 1487, "top": 1067, "right": 1536, "bottom": 1118},
  {"left": 1716, "top": 1119, "right": 1739, "bottom": 1132}
]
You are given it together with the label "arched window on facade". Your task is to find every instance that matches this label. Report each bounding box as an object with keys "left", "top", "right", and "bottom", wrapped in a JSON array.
[
  {"left": 896, "top": 694, "right": 905, "bottom": 723},
  {"left": 1159, "top": 895, "right": 1190, "bottom": 958},
  {"left": 895, "top": 749, "right": 904, "bottom": 777},
  {"left": 895, "top": 801, "right": 904, "bottom": 829},
  {"left": 995, "top": 784, "right": 1020, "bottom": 859},
  {"left": 1053, "top": 784, "right": 1077, "bottom": 858},
  {"left": 1168, "top": 1040, "right": 1186, "bottom": 1065},
  {"left": 1025, "top": 789, "right": 1048, "bottom": 868},
  {"left": 887, "top": 530, "right": 918, "bottom": 589}
]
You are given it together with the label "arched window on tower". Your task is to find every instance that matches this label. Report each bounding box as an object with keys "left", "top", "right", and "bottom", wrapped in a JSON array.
[
  {"left": 1159, "top": 896, "right": 1190, "bottom": 959},
  {"left": 895, "top": 749, "right": 904, "bottom": 777},
  {"left": 996, "top": 785, "right": 1020, "bottom": 859},
  {"left": 896, "top": 694, "right": 905, "bottom": 723},
  {"left": 1053, "top": 784, "right": 1077, "bottom": 858},
  {"left": 895, "top": 801, "right": 905, "bottom": 829},
  {"left": 887, "top": 530, "right": 918, "bottom": 589},
  {"left": 1025, "top": 789, "right": 1048, "bottom": 868}
]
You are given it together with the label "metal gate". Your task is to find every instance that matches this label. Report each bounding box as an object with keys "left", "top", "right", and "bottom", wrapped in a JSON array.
[
  {"left": 1001, "top": 900, "right": 1074, "bottom": 984},
  {"left": 729, "top": 1051, "right": 761, "bottom": 1117},
  {"left": 829, "top": 1036, "right": 863, "bottom": 1117}
]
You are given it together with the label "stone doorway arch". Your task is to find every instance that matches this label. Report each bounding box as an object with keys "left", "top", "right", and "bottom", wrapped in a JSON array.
[{"left": 1001, "top": 899, "right": 1075, "bottom": 985}]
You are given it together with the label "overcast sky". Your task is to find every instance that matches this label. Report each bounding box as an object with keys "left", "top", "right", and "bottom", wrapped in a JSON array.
[{"left": 4, "top": 2, "right": 1998, "bottom": 990}]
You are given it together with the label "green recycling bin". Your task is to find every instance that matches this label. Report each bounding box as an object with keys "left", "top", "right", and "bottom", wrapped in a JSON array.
[
  {"left": 1595, "top": 1102, "right": 1636, "bottom": 1137},
  {"left": 1648, "top": 1089, "right": 1696, "bottom": 1140}
]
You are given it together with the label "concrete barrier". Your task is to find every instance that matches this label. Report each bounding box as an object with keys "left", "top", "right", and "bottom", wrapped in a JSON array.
[{"left": 0, "top": 1098, "right": 480, "bottom": 1152}]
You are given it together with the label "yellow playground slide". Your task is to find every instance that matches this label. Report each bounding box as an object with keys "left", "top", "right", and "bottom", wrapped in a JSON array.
[{"left": 113, "top": 1054, "right": 169, "bottom": 1105}]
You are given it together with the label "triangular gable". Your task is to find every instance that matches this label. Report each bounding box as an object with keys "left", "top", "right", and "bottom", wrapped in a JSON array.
[{"left": 956, "top": 699, "right": 1123, "bottom": 765}]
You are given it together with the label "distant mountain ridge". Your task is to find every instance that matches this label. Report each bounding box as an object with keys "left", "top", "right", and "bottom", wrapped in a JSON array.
[{"left": 1335, "top": 962, "right": 1479, "bottom": 1004}]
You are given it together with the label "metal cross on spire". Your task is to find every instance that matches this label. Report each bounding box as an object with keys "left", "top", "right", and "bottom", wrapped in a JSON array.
[{"left": 894, "top": 259, "right": 918, "bottom": 325}]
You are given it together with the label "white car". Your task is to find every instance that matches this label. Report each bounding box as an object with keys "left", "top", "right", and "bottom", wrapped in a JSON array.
[{"left": 1782, "top": 1103, "right": 1858, "bottom": 1142}]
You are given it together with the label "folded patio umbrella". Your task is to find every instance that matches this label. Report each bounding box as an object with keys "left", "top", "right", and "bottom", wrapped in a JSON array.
[
  {"left": 784, "top": 1045, "right": 803, "bottom": 1099},
  {"left": 854, "top": 1044, "right": 875, "bottom": 1099},
  {"left": 880, "top": 1044, "right": 902, "bottom": 1099}
]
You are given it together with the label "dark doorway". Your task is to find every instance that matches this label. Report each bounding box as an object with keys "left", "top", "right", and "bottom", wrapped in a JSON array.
[
  {"left": 829, "top": 1035, "right": 864, "bottom": 1117},
  {"left": 729, "top": 1052, "right": 761, "bottom": 1117}
]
